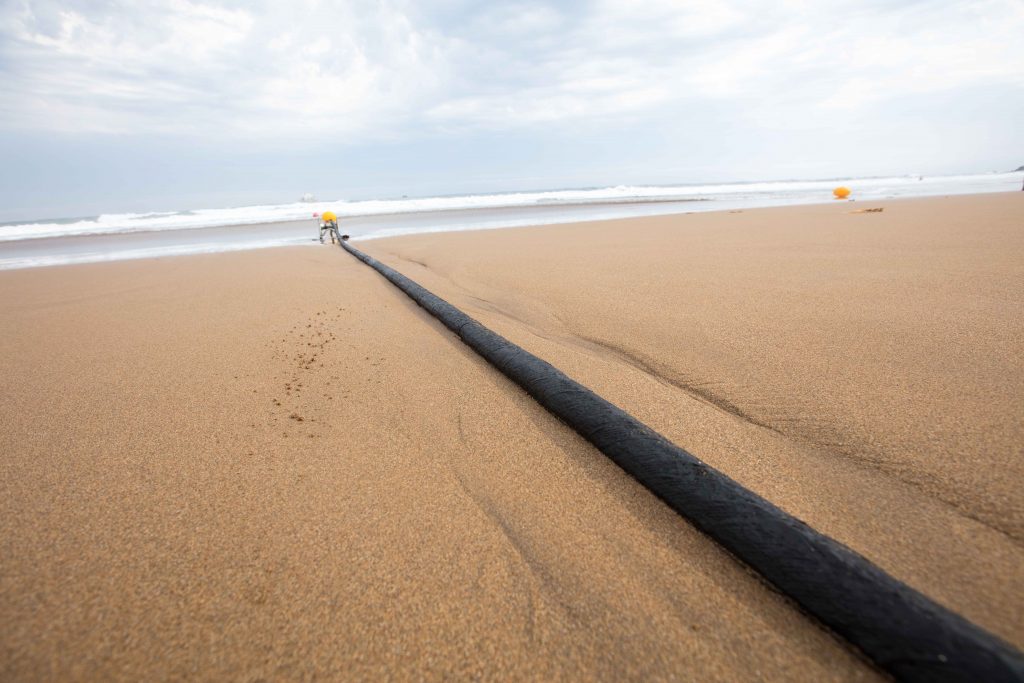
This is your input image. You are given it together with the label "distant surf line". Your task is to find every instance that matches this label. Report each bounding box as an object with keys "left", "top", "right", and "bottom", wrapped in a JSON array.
[{"left": 2, "top": 171, "right": 1019, "bottom": 243}]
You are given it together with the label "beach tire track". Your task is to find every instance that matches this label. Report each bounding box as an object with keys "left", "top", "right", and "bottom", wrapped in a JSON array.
[{"left": 337, "top": 239, "right": 1024, "bottom": 683}]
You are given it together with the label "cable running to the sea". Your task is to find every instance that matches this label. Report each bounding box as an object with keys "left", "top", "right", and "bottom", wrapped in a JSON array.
[{"left": 338, "top": 238, "right": 1024, "bottom": 683}]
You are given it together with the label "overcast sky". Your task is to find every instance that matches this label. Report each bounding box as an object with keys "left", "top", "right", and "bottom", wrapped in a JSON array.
[{"left": 0, "top": 0, "right": 1021, "bottom": 220}]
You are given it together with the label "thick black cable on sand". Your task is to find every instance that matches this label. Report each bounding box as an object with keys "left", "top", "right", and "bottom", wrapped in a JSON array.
[{"left": 339, "top": 238, "right": 1024, "bottom": 683}]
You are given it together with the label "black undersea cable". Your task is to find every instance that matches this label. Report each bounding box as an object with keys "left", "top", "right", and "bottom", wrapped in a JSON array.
[{"left": 338, "top": 237, "right": 1024, "bottom": 683}]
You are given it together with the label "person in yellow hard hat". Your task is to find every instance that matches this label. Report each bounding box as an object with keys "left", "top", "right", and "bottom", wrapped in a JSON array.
[{"left": 318, "top": 210, "right": 339, "bottom": 244}]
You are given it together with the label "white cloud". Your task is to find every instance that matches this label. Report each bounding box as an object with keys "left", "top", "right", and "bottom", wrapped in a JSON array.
[
  {"left": 0, "top": 0, "right": 450, "bottom": 136},
  {"left": 0, "top": 0, "right": 1021, "bottom": 141}
]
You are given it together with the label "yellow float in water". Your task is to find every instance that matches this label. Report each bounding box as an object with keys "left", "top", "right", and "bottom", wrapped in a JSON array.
[
  {"left": 833, "top": 186, "right": 851, "bottom": 199},
  {"left": 321, "top": 210, "right": 337, "bottom": 222}
]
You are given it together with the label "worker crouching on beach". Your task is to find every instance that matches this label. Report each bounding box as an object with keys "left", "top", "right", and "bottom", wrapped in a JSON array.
[{"left": 316, "top": 211, "right": 339, "bottom": 244}]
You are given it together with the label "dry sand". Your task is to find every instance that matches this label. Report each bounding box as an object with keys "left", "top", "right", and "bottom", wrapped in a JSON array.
[
  {"left": 0, "top": 246, "right": 876, "bottom": 681},
  {"left": 362, "top": 193, "right": 1024, "bottom": 648},
  {"left": 0, "top": 193, "right": 1021, "bottom": 680}
]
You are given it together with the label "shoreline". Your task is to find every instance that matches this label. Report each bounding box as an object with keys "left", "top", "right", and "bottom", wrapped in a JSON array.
[
  {"left": 4, "top": 169, "right": 1021, "bottom": 230},
  {"left": 2, "top": 184, "right": 1021, "bottom": 270}
]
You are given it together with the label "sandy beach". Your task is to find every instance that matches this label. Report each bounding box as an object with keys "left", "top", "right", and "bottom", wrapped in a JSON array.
[{"left": 2, "top": 194, "right": 1022, "bottom": 680}]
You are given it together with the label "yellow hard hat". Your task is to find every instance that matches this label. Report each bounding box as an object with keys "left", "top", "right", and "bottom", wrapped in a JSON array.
[{"left": 321, "top": 211, "right": 337, "bottom": 221}]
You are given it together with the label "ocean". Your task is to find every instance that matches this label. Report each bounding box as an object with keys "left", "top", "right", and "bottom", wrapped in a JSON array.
[{"left": 1, "top": 171, "right": 1020, "bottom": 270}]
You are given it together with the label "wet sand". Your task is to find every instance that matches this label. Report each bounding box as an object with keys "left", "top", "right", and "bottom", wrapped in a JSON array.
[
  {"left": 1, "top": 193, "right": 1021, "bottom": 679},
  {"left": 0, "top": 200, "right": 707, "bottom": 271}
]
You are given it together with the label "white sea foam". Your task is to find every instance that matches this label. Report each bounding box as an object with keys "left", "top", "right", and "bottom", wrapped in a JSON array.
[
  {"left": 0, "top": 237, "right": 312, "bottom": 270},
  {"left": 2, "top": 172, "right": 1020, "bottom": 243}
]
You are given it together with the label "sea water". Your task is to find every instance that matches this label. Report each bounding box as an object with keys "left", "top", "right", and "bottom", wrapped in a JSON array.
[{"left": 1, "top": 171, "right": 1020, "bottom": 270}]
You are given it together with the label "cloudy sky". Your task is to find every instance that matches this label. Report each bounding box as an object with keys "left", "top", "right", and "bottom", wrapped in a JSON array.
[{"left": 0, "top": 0, "right": 1021, "bottom": 220}]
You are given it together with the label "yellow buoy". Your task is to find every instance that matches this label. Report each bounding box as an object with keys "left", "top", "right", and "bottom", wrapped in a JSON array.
[
  {"left": 833, "top": 186, "right": 851, "bottom": 199},
  {"left": 321, "top": 210, "right": 337, "bottom": 222}
]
